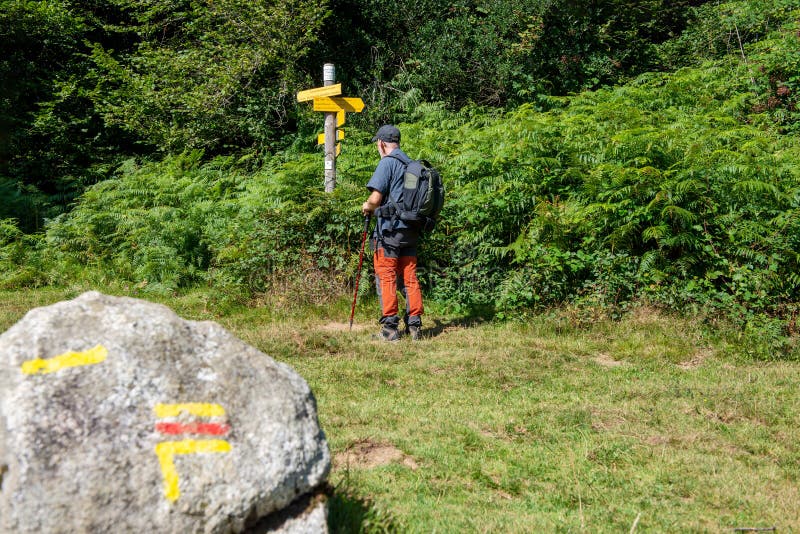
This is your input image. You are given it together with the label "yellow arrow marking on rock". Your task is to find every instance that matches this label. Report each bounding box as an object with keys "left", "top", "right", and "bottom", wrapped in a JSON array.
[
  {"left": 155, "top": 439, "right": 232, "bottom": 502},
  {"left": 21, "top": 345, "right": 108, "bottom": 375}
]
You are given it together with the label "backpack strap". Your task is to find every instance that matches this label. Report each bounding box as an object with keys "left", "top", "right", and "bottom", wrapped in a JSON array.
[
  {"left": 375, "top": 152, "right": 411, "bottom": 219},
  {"left": 387, "top": 151, "right": 412, "bottom": 166}
]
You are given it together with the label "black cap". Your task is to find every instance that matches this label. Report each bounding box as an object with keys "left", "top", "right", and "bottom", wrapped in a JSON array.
[{"left": 371, "top": 124, "right": 401, "bottom": 143}]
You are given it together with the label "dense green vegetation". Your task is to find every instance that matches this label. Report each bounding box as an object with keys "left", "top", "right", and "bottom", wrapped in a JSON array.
[
  {"left": 2, "top": 0, "right": 800, "bottom": 354},
  {"left": 0, "top": 0, "right": 730, "bottom": 225}
]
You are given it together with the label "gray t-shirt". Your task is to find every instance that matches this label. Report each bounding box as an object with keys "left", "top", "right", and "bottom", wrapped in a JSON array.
[{"left": 366, "top": 148, "right": 413, "bottom": 237}]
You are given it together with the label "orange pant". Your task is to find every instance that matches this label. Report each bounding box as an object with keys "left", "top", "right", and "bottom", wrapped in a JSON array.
[{"left": 374, "top": 247, "right": 424, "bottom": 324}]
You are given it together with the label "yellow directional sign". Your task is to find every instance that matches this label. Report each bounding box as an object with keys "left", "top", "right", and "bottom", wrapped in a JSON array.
[
  {"left": 296, "top": 83, "right": 342, "bottom": 102},
  {"left": 313, "top": 96, "right": 365, "bottom": 113},
  {"left": 297, "top": 77, "right": 363, "bottom": 165},
  {"left": 317, "top": 130, "right": 344, "bottom": 145},
  {"left": 317, "top": 142, "right": 341, "bottom": 156}
]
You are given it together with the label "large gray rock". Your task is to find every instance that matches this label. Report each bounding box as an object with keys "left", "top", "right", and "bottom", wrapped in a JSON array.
[{"left": 0, "top": 291, "right": 330, "bottom": 533}]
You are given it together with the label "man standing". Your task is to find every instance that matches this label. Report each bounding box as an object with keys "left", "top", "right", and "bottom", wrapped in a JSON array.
[{"left": 361, "top": 124, "right": 424, "bottom": 341}]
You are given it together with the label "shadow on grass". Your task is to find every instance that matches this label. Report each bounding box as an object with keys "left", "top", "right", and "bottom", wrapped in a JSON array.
[
  {"left": 424, "top": 315, "right": 490, "bottom": 339},
  {"left": 245, "top": 483, "right": 397, "bottom": 533},
  {"left": 328, "top": 485, "right": 399, "bottom": 533}
]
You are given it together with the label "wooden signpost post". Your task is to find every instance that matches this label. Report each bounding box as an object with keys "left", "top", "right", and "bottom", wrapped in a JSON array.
[{"left": 297, "top": 64, "right": 364, "bottom": 192}]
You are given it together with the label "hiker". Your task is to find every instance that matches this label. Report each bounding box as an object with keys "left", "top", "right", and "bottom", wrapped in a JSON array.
[{"left": 361, "top": 124, "right": 424, "bottom": 341}]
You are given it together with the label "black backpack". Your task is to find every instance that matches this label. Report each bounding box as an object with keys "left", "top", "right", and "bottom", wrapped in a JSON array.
[{"left": 380, "top": 153, "right": 445, "bottom": 232}]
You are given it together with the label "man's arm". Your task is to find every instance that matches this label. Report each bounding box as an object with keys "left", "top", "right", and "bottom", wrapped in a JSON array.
[{"left": 362, "top": 190, "right": 383, "bottom": 216}]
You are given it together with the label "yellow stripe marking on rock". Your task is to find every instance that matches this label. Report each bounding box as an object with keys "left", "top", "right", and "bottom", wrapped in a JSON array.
[
  {"left": 154, "top": 403, "right": 226, "bottom": 418},
  {"left": 21, "top": 344, "right": 108, "bottom": 375}
]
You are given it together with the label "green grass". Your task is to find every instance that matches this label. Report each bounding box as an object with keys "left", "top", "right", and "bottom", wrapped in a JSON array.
[{"left": 1, "top": 288, "right": 798, "bottom": 532}]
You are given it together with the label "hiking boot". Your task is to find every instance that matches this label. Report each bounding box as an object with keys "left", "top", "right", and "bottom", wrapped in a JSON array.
[
  {"left": 374, "top": 325, "right": 400, "bottom": 342},
  {"left": 407, "top": 325, "right": 422, "bottom": 341}
]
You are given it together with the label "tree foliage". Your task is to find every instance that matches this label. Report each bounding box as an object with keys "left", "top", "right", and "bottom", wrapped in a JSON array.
[
  {"left": 2, "top": 0, "right": 722, "bottom": 226},
  {"left": 1, "top": 0, "right": 330, "bottom": 229},
  {"left": 90, "top": 0, "right": 330, "bottom": 154},
  {"left": 0, "top": 1, "right": 97, "bottom": 228},
  {"left": 313, "top": 0, "right": 708, "bottom": 111}
]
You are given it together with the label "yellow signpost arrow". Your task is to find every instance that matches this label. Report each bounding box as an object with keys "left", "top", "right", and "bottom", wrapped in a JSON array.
[
  {"left": 312, "top": 96, "right": 365, "bottom": 113},
  {"left": 296, "top": 83, "right": 341, "bottom": 102},
  {"left": 318, "top": 130, "right": 343, "bottom": 156},
  {"left": 317, "top": 130, "right": 344, "bottom": 145}
]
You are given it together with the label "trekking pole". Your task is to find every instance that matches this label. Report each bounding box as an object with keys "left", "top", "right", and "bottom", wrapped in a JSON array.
[{"left": 349, "top": 214, "right": 371, "bottom": 331}]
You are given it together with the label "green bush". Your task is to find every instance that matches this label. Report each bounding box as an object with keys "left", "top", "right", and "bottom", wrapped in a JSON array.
[
  {"left": 44, "top": 151, "right": 244, "bottom": 292},
  {"left": 0, "top": 218, "right": 52, "bottom": 288}
]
